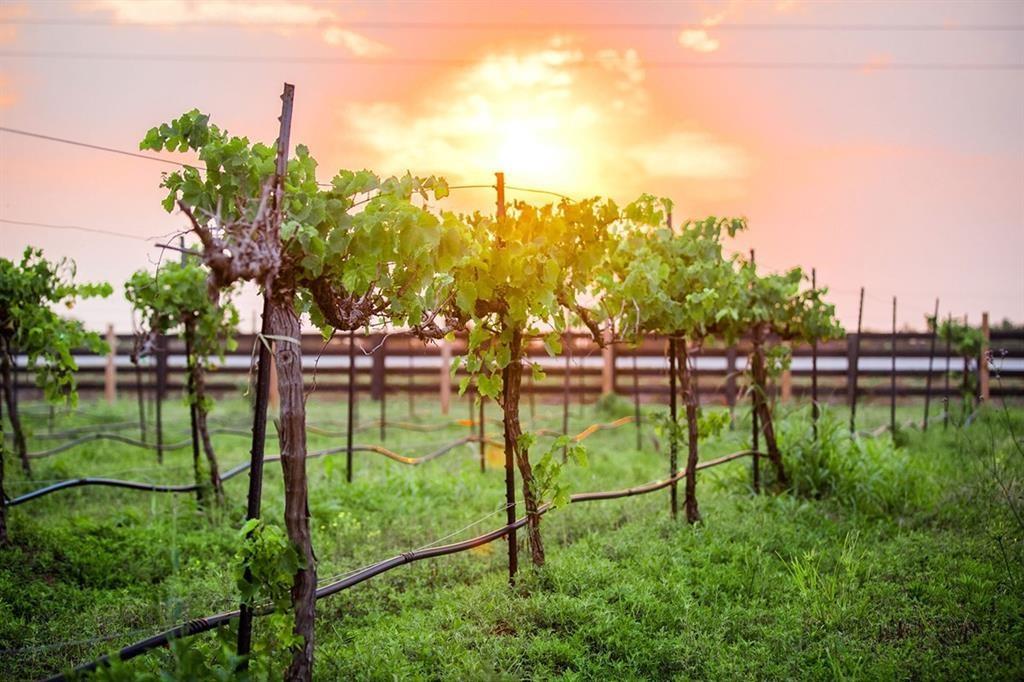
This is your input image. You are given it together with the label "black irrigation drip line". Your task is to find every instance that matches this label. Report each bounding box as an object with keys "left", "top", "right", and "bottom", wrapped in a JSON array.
[
  {"left": 9, "top": 418, "right": 637, "bottom": 506},
  {"left": 44, "top": 449, "right": 756, "bottom": 681},
  {"left": 9, "top": 436, "right": 477, "bottom": 506}
]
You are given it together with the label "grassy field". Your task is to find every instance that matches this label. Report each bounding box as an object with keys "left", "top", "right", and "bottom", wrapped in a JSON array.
[{"left": 1, "top": 393, "right": 1022, "bottom": 680}]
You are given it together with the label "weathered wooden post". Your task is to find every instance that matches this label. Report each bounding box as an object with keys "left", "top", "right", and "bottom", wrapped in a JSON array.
[
  {"left": 346, "top": 330, "right": 356, "bottom": 483},
  {"left": 601, "top": 330, "right": 615, "bottom": 396},
  {"left": 238, "top": 81, "right": 292, "bottom": 668},
  {"left": 923, "top": 299, "right": 939, "bottom": 431},
  {"left": 155, "top": 333, "right": 167, "bottom": 464},
  {"left": 668, "top": 337, "right": 679, "bottom": 518},
  {"left": 104, "top": 324, "right": 117, "bottom": 405},
  {"left": 890, "top": 296, "right": 897, "bottom": 435},
  {"left": 848, "top": 287, "right": 864, "bottom": 435},
  {"left": 632, "top": 348, "right": 642, "bottom": 450},
  {"left": 496, "top": 171, "right": 517, "bottom": 586},
  {"left": 943, "top": 312, "right": 952, "bottom": 430},
  {"left": 478, "top": 392, "right": 486, "bottom": 473},
  {"left": 980, "top": 312, "right": 990, "bottom": 402},
  {"left": 372, "top": 333, "right": 386, "bottom": 442},
  {"left": 725, "top": 345, "right": 737, "bottom": 430},
  {"left": 439, "top": 339, "right": 452, "bottom": 416},
  {"left": 811, "top": 269, "right": 819, "bottom": 440}
]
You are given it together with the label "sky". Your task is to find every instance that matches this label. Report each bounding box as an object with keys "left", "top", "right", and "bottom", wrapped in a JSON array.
[{"left": 0, "top": 0, "right": 1021, "bottom": 333}]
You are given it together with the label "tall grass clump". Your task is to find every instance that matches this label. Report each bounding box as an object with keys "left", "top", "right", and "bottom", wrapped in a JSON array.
[{"left": 778, "top": 408, "right": 929, "bottom": 518}]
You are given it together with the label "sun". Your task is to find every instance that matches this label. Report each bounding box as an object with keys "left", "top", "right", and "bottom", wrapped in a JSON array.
[{"left": 496, "top": 120, "right": 573, "bottom": 191}]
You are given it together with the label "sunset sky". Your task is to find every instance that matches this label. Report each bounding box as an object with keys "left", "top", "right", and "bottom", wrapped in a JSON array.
[{"left": 0, "top": 0, "right": 1021, "bottom": 332}]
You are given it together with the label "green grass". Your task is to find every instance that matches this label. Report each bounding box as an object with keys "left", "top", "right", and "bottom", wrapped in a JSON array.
[{"left": 1, "top": 395, "right": 1022, "bottom": 681}]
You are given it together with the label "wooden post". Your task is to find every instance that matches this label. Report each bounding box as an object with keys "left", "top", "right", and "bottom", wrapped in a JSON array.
[
  {"left": 923, "top": 298, "right": 940, "bottom": 430},
  {"left": 438, "top": 340, "right": 451, "bottom": 416},
  {"left": 134, "top": 353, "right": 147, "bottom": 443},
  {"left": 668, "top": 337, "right": 678, "bottom": 519},
  {"left": 980, "top": 312, "right": 990, "bottom": 401},
  {"left": 961, "top": 313, "right": 969, "bottom": 421},
  {"left": 848, "top": 287, "right": 864, "bottom": 435},
  {"left": 725, "top": 345, "right": 737, "bottom": 429},
  {"left": 496, "top": 170, "right": 517, "bottom": 586},
  {"left": 478, "top": 393, "right": 486, "bottom": 473},
  {"left": 749, "top": 250, "right": 760, "bottom": 492},
  {"left": 780, "top": 349, "right": 792, "bottom": 403},
  {"left": 346, "top": 330, "right": 356, "bottom": 483},
  {"left": 751, "top": 339, "right": 760, "bottom": 494},
  {"left": 104, "top": 324, "right": 117, "bottom": 404},
  {"left": 185, "top": 330, "right": 204, "bottom": 505},
  {"left": 527, "top": 341, "right": 536, "bottom": 424},
  {"left": 632, "top": 349, "right": 642, "bottom": 450},
  {"left": 943, "top": 313, "right": 952, "bottom": 430},
  {"left": 577, "top": 336, "right": 585, "bottom": 417},
  {"left": 890, "top": 296, "right": 897, "bottom": 435},
  {"left": 268, "top": 350, "right": 279, "bottom": 411},
  {"left": 155, "top": 333, "right": 166, "bottom": 464},
  {"left": 373, "top": 334, "right": 386, "bottom": 442},
  {"left": 601, "top": 331, "right": 615, "bottom": 396},
  {"left": 237, "top": 81, "right": 293, "bottom": 668},
  {"left": 563, "top": 333, "right": 571, "bottom": 433},
  {"left": 407, "top": 338, "right": 415, "bottom": 418},
  {"left": 811, "top": 269, "right": 819, "bottom": 440}
]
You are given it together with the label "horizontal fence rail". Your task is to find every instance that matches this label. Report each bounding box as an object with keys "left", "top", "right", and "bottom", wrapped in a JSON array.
[{"left": 9, "top": 330, "right": 1024, "bottom": 407}]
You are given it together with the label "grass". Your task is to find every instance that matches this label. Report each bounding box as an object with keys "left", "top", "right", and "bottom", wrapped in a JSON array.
[{"left": 1, "top": 393, "right": 1022, "bottom": 680}]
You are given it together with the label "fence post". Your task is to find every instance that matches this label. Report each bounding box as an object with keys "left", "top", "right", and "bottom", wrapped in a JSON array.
[
  {"left": 601, "top": 330, "right": 615, "bottom": 396},
  {"left": 407, "top": 338, "right": 415, "bottom": 418},
  {"left": 890, "top": 296, "right": 897, "bottom": 435},
  {"left": 943, "top": 313, "right": 952, "bottom": 430},
  {"left": 923, "top": 298, "right": 939, "bottom": 431},
  {"left": 848, "top": 286, "right": 864, "bottom": 435},
  {"left": 155, "top": 333, "right": 167, "bottom": 464},
  {"left": 268, "top": 350, "right": 279, "bottom": 411},
  {"left": 496, "top": 170, "right": 517, "bottom": 586},
  {"left": 563, "top": 333, "right": 571, "bottom": 429},
  {"left": 346, "top": 331, "right": 356, "bottom": 483},
  {"left": 478, "top": 392, "right": 486, "bottom": 473},
  {"left": 104, "top": 324, "right": 117, "bottom": 404},
  {"left": 237, "top": 82, "right": 292, "bottom": 667},
  {"left": 725, "top": 345, "right": 737, "bottom": 429},
  {"left": 780, "top": 349, "right": 792, "bottom": 403},
  {"left": 632, "top": 349, "right": 642, "bottom": 450},
  {"left": 811, "top": 268, "right": 819, "bottom": 440},
  {"left": 372, "top": 334, "right": 386, "bottom": 442},
  {"left": 439, "top": 339, "right": 451, "bottom": 416},
  {"left": 980, "top": 312, "right": 990, "bottom": 402},
  {"left": 668, "top": 337, "right": 678, "bottom": 519}
]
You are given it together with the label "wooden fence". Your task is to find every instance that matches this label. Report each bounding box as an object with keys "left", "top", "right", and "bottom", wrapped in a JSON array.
[{"left": 11, "top": 328, "right": 1024, "bottom": 407}]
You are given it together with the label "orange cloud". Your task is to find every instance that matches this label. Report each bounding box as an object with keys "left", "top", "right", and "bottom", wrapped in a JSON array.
[{"left": 343, "top": 40, "right": 749, "bottom": 198}]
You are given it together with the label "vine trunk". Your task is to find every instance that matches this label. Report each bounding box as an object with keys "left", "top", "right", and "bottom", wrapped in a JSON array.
[{"left": 270, "top": 295, "right": 316, "bottom": 682}]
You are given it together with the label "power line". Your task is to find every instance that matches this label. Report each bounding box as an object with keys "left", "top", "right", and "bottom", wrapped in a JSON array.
[
  {"left": 0, "top": 218, "right": 154, "bottom": 242},
  {"left": 1, "top": 50, "right": 1020, "bottom": 71},
  {"left": 6, "top": 18, "right": 1024, "bottom": 31},
  {"left": 0, "top": 126, "right": 197, "bottom": 168}
]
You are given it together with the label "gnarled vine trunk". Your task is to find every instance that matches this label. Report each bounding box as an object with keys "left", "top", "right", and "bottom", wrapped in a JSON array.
[
  {"left": 270, "top": 296, "right": 316, "bottom": 682},
  {"left": 677, "top": 340, "right": 701, "bottom": 524},
  {"left": 0, "top": 341, "right": 28, "bottom": 477},
  {"left": 503, "top": 328, "right": 545, "bottom": 567},
  {"left": 751, "top": 323, "right": 788, "bottom": 487}
]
